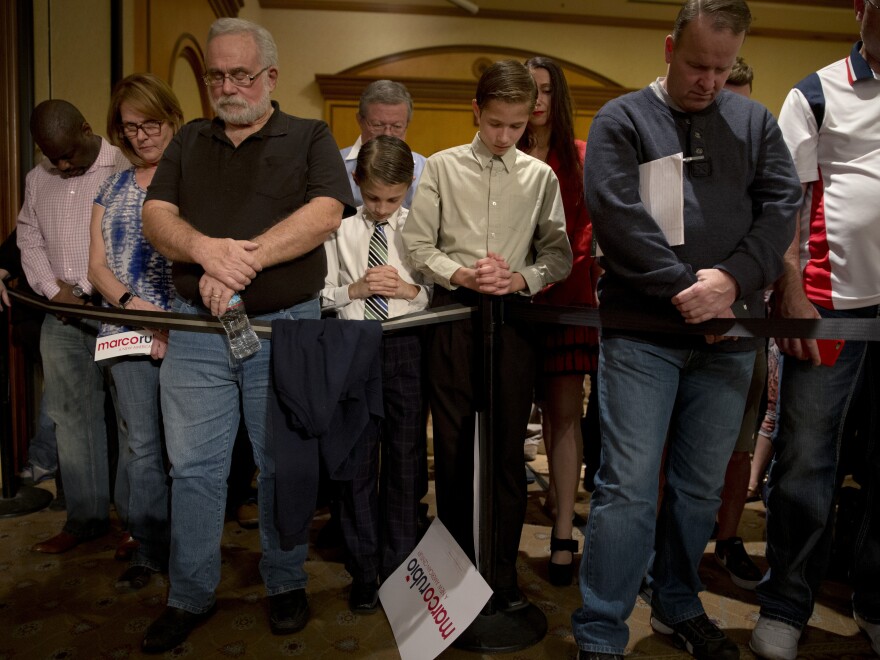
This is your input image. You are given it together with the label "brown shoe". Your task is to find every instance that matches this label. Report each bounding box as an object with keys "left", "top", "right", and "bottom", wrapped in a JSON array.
[
  {"left": 236, "top": 501, "right": 259, "bottom": 529},
  {"left": 115, "top": 533, "right": 140, "bottom": 561},
  {"left": 32, "top": 531, "right": 80, "bottom": 554}
]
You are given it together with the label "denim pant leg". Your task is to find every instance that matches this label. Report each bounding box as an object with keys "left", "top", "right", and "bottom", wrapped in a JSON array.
[
  {"left": 162, "top": 303, "right": 243, "bottom": 613},
  {"left": 572, "top": 338, "right": 683, "bottom": 655},
  {"left": 111, "top": 357, "right": 169, "bottom": 571},
  {"left": 40, "top": 315, "right": 110, "bottom": 539},
  {"left": 28, "top": 391, "right": 58, "bottom": 472},
  {"left": 247, "top": 299, "right": 318, "bottom": 595},
  {"left": 108, "top": 373, "right": 130, "bottom": 527},
  {"left": 651, "top": 349, "right": 755, "bottom": 623},
  {"left": 758, "top": 308, "right": 873, "bottom": 628}
]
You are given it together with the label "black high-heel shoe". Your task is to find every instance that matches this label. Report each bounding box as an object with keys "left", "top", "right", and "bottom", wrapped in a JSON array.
[{"left": 548, "top": 534, "right": 578, "bottom": 586}]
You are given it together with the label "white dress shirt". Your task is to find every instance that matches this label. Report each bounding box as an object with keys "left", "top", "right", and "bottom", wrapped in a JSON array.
[{"left": 322, "top": 205, "right": 431, "bottom": 320}]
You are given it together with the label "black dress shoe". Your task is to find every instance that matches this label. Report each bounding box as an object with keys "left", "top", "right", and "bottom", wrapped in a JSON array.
[
  {"left": 349, "top": 580, "right": 380, "bottom": 614},
  {"left": 269, "top": 589, "right": 309, "bottom": 635},
  {"left": 142, "top": 604, "right": 216, "bottom": 654},
  {"left": 494, "top": 587, "right": 529, "bottom": 612}
]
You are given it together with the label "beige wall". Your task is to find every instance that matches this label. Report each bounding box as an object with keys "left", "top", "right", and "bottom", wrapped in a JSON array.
[
  {"left": 29, "top": 1, "right": 861, "bottom": 140},
  {"left": 32, "top": 0, "right": 113, "bottom": 138},
  {"left": 237, "top": 3, "right": 859, "bottom": 125}
]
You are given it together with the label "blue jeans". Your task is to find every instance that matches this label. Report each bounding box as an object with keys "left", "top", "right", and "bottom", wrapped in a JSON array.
[
  {"left": 40, "top": 315, "right": 110, "bottom": 539},
  {"left": 108, "top": 375, "right": 130, "bottom": 527},
  {"left": 758, "top": 304, "right": 880, "bottom": 627},
  {"left": 28, "top": 391, "right": 58, "bottom": 472},
  {"left": 161, "top": 297, "right": 319, "bottom": 614},
  {"left": 572, "top": 338, "right": 754, "bottom": 654},
  {"left": 110, "top": 357, "right": 169, "bottom": 571}
]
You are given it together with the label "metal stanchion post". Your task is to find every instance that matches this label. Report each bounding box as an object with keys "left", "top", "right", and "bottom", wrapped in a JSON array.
[{"left": 453, "top": 295, "right": 547, "bottom": 652}]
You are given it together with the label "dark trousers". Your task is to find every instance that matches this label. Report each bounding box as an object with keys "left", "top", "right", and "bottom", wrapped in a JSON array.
[
  {"left": 427, "top": 288, "right": 535, "bottom": 592},
  {"left": 341, "top": 333, "right": 424, "bottom": 583}
]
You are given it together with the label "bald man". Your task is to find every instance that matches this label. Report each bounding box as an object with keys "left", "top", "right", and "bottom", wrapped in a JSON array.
[{"left": 18, "top": 99, "right": 128, "bottom": 554}]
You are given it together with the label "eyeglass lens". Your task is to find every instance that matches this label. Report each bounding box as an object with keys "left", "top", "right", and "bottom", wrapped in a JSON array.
[
  {"left": 121, "top": 120, "right": 162, "bottom": 137},
  {"left": 203, "top": 68, "right": 267, "bottom": 87}
]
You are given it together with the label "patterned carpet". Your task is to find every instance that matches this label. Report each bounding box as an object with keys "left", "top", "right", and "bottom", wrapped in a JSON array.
[{"left": 0, "top": 458, "right": 874, "bottom": 659}]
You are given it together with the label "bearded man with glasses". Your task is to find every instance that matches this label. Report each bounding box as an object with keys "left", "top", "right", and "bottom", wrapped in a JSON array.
[{"left": 140, "top": 17, "right": 355, "bottom": 653}]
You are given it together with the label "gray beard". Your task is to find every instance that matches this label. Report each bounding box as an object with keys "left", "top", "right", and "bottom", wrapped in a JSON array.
[{"left": 211, "top": 91, "right": 271, "bottom": 126}]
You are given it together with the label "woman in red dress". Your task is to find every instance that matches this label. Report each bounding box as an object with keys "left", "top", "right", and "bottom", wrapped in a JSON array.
[{"left": 519, "top": 56, "right": 601, "bottom": 586}]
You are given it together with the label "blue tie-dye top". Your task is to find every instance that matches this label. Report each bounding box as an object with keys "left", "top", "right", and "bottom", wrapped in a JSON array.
[{"left": 94, "top": 167, "right": 174, "bottom": 336}]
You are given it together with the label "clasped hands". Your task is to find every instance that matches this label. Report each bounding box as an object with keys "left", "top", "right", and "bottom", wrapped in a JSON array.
[
  {"left": 349, "top": 265, "right": 419, "bottom": 302},
  {"left": 197, "top": 237, "right": 263, "bottom": 315},
  {"left": 671, "top": 268, "right": 738, "bottom": 344},
  {"left": 454, "top": 252, "right": 525, "bottom": 295}
]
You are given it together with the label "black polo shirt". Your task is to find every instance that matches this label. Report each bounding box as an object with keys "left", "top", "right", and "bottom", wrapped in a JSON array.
[{"left": 146, "top": 101, "right": 355, "bottom": 314}]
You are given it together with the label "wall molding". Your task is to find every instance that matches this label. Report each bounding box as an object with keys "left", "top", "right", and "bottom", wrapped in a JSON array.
[
  {"left": 208, "top": 0, "right": 244, "bottom": 18},
  {"left": 169, "top": 33, "right": 212, "bottom": 118},
  {"left": 260, "top": 0, "right": 855, "bottom": 42}
]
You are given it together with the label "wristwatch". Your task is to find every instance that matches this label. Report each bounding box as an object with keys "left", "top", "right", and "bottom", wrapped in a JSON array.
[
  {"left": 118, "top": 291, "right": 135, "bottom": 309},
  {"left": 72, "top": 284, "right": 90, "bottom": 300}
]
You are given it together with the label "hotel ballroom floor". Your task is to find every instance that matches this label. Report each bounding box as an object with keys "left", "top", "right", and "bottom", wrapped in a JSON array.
[{"left": 0, "top": 451, "right": 873, "bottom": 659}]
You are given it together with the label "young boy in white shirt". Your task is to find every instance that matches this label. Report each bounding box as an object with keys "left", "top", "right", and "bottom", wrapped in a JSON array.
[{"left": 321, "top": 135, "right": 431, "bottom": 613}]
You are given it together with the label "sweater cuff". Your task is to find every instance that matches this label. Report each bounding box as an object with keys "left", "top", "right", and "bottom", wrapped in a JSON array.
[{"left": 717, "top": 253, "right": 759, "bottom": 299}]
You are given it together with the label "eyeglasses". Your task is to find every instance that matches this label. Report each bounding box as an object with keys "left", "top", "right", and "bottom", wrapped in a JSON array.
[
  {"left": 363, "top": 120, "right": 407, "bottom": 136},
  {"left": 202, "top": 67, "right": 269, "bottom": 88},
  {"left": 867, "top": 0, "right": 880, "bottom": 11},
  {"left": 120, "top": 120, "right": 163, "bottom": 138}
]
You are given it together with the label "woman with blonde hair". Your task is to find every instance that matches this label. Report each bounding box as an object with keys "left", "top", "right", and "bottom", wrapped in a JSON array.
[{"left": 88, "top": 72, "right": 182, "bottom": 590}]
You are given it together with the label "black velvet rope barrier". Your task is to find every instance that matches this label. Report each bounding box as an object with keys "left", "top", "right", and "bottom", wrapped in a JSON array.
[
  {"left": 5, "top": 288, "right": 475, "bottom": 337},
  {"left": 4, "top": 284, "right": 878, "bottom": 647},
  {"left": 8, "top": 287, "right": 880, "bottom": 341}
]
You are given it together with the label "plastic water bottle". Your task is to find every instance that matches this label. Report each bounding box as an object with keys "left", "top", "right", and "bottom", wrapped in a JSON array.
[{"left": 218, "top": 293, "right": 261, "bottom": 359}]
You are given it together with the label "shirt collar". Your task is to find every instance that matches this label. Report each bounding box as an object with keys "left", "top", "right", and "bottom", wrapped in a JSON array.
[
  {"left": 46, "top": 137, "right": 114, "bottom": 177},
  {"left": 91, "top": 138, "right": 119, "bottom": 172},
  {"left": 345, "top": 136, "right": 364, "bottom": 162},
  {"left": 651, "top": 77, "right": 684, "bottom": 112},
  {"left": 358, "top": 205, "right": 404, "bottom": 231},
  {"left": 470, "top": 133, "right": 517, "bottom": 171},
  {"left": 847, "top": 41, "right": 876, "bottom": 84}
]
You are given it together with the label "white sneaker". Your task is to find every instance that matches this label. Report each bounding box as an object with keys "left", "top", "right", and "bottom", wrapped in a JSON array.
[
  {"left": 749, "top": 616, "right": 801, "bottom": 660},
  {"left": 855, "top": 612, "right": 880, "bottom": 656}
]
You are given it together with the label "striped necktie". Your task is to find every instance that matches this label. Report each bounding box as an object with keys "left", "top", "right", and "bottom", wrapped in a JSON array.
[{"left": 364, "top": 221, "right": 389, "bottom": 320}]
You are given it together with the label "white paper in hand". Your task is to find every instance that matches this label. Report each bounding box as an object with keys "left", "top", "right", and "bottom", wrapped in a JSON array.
[
  {"left": 595, "top": 152, "right": 685, "bottom": 257},
  {"left": 638, "top": 152, "right": 685, "bottom": 247},
  {"left": 379, "top": 517, "right": 492, "bottom": 660}
]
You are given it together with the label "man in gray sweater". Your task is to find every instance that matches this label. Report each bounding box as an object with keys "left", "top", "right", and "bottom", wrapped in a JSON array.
[{"left": 570, "top": 2, "right": 801, "bottom": 659}]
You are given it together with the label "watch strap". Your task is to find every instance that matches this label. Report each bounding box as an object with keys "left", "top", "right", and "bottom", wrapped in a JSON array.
[{"left": 118, "top": 291, "right": 135, "bottom": 309}]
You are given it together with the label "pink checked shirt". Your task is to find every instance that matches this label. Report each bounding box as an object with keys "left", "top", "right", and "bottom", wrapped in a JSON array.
[{"left": 17, "top": 138, "right": 128, "bottom": 300}]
